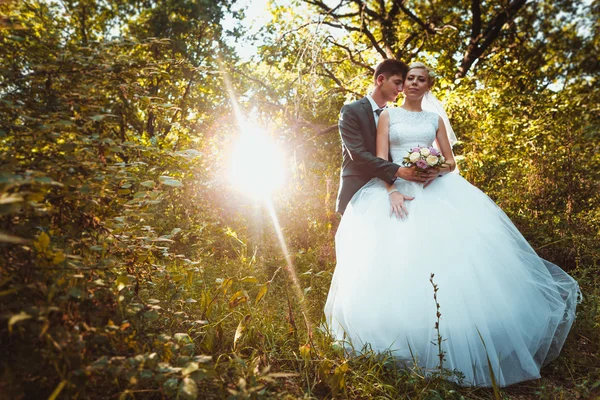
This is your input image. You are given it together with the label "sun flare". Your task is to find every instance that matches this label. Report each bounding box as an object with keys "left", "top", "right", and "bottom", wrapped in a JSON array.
[{"left": 228, "top": 123, "right": 286, "bottom": 199}]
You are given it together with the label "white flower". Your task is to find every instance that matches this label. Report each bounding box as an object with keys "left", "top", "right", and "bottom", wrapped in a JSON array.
[
  {"left": 420, "top": 148, "right": 431, "bottom": 157},
  {"left": 409, "top": 152, "right": 421, "bottom": 163},
  {"left": 426, "top": 155, "right": 439, "bottom": 166},
  {"left": 440, "top": 155, "right": 446, "bottom": 163}
]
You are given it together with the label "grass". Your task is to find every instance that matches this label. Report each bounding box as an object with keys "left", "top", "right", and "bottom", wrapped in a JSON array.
[
  {"left": 166, "top": 239, "right": 600, "bottom": 399},
  {"left": 1, "top": 218, "right": 599, "bottom": 399}
]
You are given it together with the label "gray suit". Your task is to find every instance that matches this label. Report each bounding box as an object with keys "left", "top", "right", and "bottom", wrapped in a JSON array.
[{"left": 336, "top": 97, "right": 401, "bottom": 214}]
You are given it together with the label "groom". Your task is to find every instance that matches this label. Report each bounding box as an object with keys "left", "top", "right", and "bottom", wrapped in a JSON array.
[{"left": 336, "top": 59, "right": 433, "bottom": 214}]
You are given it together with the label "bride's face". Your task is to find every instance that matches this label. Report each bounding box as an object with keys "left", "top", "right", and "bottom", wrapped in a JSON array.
[{"left": 403, "top": 68, "right": 431, "bottom": 99}]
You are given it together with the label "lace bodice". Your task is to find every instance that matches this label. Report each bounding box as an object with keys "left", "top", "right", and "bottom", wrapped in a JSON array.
[{"left": 388, "top": 107, "right": 439, "bottom": 164}]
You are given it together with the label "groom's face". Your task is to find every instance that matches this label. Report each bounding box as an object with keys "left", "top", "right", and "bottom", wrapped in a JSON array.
[{"left": 379, "top": 74, "right": 405, "bottom": 102}]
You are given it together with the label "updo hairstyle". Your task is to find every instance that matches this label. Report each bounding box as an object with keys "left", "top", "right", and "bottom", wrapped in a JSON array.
[{"left": 407, "top": 62, "right": 435, "bottom": 88}]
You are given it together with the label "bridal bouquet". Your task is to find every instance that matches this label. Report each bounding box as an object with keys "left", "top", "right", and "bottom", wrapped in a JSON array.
[{"left": 403, "top": 146, "right": 446, "bottom": 170}]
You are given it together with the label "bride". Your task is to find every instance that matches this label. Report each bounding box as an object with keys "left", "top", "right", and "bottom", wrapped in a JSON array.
[{"left": 324, "top": 62, "right": 581, "bottom": 387}]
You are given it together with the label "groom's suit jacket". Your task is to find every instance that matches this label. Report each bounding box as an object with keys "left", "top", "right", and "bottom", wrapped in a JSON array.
[{"left": 336, "top": 97, "right": 401, "bottom": 214}]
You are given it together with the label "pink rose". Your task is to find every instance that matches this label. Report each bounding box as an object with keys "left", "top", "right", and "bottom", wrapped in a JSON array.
[
  {"left": 430, "top": 148, "right": 439, "bottom": 156},
  {"left": 416, "top": 159, "right": 428, "bottom": 169},
  {"left": 412, "top": 147, "right": 421, "bottom": 153}
]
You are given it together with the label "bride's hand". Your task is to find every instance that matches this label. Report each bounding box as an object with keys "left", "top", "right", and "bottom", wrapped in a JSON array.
[
  {"left": 389, "top": 191, "right": 414, "bottom": 219},
  {"left": 423, "top": 170, "right": 441, "bottom": 188},
  {"left": 424, "top": 162, "right": 455, "bottom": 188}
]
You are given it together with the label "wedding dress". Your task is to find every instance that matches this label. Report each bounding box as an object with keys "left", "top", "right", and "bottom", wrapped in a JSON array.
[{"left": 324, "top": 107, "right": 580, "bottom": 387}]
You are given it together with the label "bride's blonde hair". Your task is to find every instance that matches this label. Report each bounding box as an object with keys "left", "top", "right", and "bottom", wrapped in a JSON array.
[{"left": 408, "top": 62, "right": 435, "bottom": 88}]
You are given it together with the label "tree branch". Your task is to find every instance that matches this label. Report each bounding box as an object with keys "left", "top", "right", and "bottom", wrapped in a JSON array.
[
  {"left": 393, "top": 0, "right": 436, "bottom": 34},
  {"left": 328, "top": 38, "right": 373, "bottom": 71},
  {"left": 317, "top": 67, "right": 363, "bottom": 98},
  {"left": 457, "top": 0, "right": 527, "bottom": 78},
  {"left": 360, "top": 20, "right": 388, "bottom": 58},
  {"left": 350, "top": 0, "right": 381, "bottom": 19},
  {"left": 471, "top": 0, "right": 482, "bottom": 41},
  {"left": 304, "top": 0, "right": 359, "bottom": 18}
]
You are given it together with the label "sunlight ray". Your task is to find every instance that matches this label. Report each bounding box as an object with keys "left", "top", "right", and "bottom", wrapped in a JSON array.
[{"left": 221, "top": 64, "right": 313, "bottom": 336}]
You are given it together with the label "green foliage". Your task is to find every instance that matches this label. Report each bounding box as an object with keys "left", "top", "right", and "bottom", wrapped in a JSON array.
[{"left": 1, "top": 0, "right": 599, "bottom": 399}]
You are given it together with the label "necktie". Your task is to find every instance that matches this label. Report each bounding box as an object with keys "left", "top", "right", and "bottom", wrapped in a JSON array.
[{"left": 375, "top": 108, "right": 385, "bottom": 116}]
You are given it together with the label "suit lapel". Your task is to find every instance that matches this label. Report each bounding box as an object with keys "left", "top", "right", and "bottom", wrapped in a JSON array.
[{"left": 360, "top": 98, "right": 377, "bottom": 137}]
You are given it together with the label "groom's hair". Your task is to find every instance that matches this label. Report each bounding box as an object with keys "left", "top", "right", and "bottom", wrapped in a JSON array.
[{"left": 373, "top": 59, "right": 409, "bottom": 82}]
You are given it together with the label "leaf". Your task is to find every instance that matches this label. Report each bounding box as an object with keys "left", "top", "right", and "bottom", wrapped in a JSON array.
[
  {"left": 143, "top": 309, "right": 159, "bottom": 321},
  {"left": 115, "top": 275, "right": 129, "bottom": 291},
  {"left": 52, "top": 251, "right": 65, "bottom": 264},
  {"left": 48, "top": 380, "right": 68, "bottom": 400},
  {"left": 330, "top": 362, "right": 350, "bottom": 397},
  {"left": 233, "top": 314, "right": 251, "bottom": 350},
  {"left": 192, "top": 355, "right": 212, "bottom": 364},
  {"left": 0, "top": 287, "right": 19, "bottom": 297},
  {"left": 8, "top": 311, "right": 31, "bottom": 334},
  {"left": 228, "top": 291, "right": 248, "bottom": 309},
  {"left": 0, "top": 193, "right": 24, "bottom": 205},
  {"left": 178, "top": 377, "right": 198, "bottom": 400},
  {"left": 182, "top": 362, "right": 199, "bottom": 376},
  {"left": 477, "top": 328, "right": 501, "bottom": 400},
  {"left": 140, "top": 180, "right": 155, "bottom": 188},
  {"left": 34, "top": 232, "right": 50, "bottom": 253},
  {"left": 68, "top": 287, "right": 83, "bottom": 299},
  {"left": 299, "top": 344, "right": 311, "bottom": 360},
  {"left": 240, "top": 276, "right": 257, "bottom": 284},
  {"left": 90, "top": 114, "right": 116, "bottom": 121},
  {"left": 175, "top": 149, "right": 201, "bottom": 160},
  {"left": 220, "top": 278, "right": 233, "bottom": 295},
  {"left": 163, "top": 378, "right": 179, "bottom": 398},
  {"left": 174, "top": 333, "right": 192, "bottom": 344},
  {"left": 162, "top": 179, "right": 183, "bottom": 187},
  {"left": 0, "top": 232, "right": 29, "bottom": 244},
  {"left": 255, "top": 284, "right": 268, "bottom": 305}
]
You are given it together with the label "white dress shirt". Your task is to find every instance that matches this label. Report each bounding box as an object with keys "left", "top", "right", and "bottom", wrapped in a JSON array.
[{"left": 366, "top": 94, "right": 387, "bottom": 127}]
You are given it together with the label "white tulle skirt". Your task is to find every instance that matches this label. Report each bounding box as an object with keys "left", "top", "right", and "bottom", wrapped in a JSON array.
[{"left": 324, "top": 174, "right": 580, "bottom": 387}]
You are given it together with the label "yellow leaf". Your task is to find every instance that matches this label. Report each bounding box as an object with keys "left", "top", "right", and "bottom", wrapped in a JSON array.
[
  {"left": 0, "top": 287, "right": 19, "bottom": 297},
  {"left": 8, "top": 311, "right": 31, "bottom": 334},
  {"left": 299, "top": 344, "right": 311, "bottom": 360},
  {"left": 299, "top": 344, "right": 311, "bottom": 368},
  {"left": 233, "top": 314, "right": 251, "bottom": 350},
  {"left": 255, "top": 284, "right": 268, "bottom": 305},
  {"left": 52, "top": 251, "right": 66, "bottom": 264},
  {"left": 34, "top": 232, "right": 50, "bottom": 253},
  {"left": 116, "top": 275, "right": 129, "bottom": 291},
  {"left": 48, "top": 380, "right": 68, "bottom": 400},
  {"left": 228, "top": 291, "right": 248, "bottom": 309},
  {"left": 220, "top": 278, "right": 233, "bottom": 295}
]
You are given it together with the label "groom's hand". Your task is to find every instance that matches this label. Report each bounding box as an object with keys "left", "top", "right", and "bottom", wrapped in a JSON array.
[{"left": 396, "top": 166, "right": 437, "bottom": 183}]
